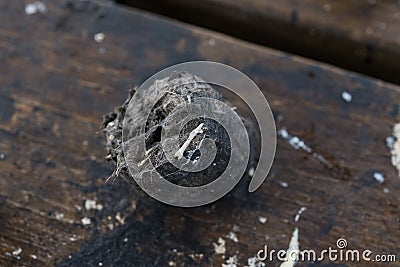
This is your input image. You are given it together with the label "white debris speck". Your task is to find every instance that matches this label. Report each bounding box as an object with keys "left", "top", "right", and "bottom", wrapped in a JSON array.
[
  {"left": 226, "top": 231, "right": 239, "bottom": 243},
  {"left": 55, "top": 212, "right": 64, "bottom": 220},
  {"left": 294, "top": 207, "right": 307, "bottom": 222},
  {"left": 94, "top": 33, "right": 105, "bottom": 43},
  {"left": 31, "top": 254, "right": 37, "bottom": 259},
  {"left": 115, "top": 212, "right": 125, "bottom": 225},
  {"left": 0, "top": 153, "right": 5, "bottom": 159},
  {"left": 383, "top": 188, "right": 389, "bottom": 193},
  {"left": 245, "top": 256, "right": 266, "bottom": 267},
  {"left": 124, "top": 237, "right": 128, "bottom": 242},
  {"left": 190, "top": 253, "right": 204, "bottom": 260},
  {"left": 373, "top": 171, "right": 385, "bottom": 183},
  {"left": 174, "top": 123, "right": 204, "bottom": 159},
  {"left": 341, "top": 91, "right": 352, "bottom": 102},
  {"left": 278, "top": 181, "right": 289, "bottom": 188},
  {"left": 389, "top": 123, "right": 400, "bottom": 177},
  {"left": 213, "top": 237, "right": 226, "bottom": 254},
  {"left": 386, "top": 136, "right": 395, "bottom": 149},
  {"left": 208, "top": 38, "right": 216, "bottom": 46},
  {"left": 25, "top": 2, "right": 47, "bottom": 15},
  {"left": 248, "top": 167, "right": 255, "bottom": 177},
  {"left": 70, "top": 235, "right": 77, "bottom": 241},
  {"left": 278, "top": 128, "right": 331, "bottom": 167},
  {"left": 258, "top": 216, "right": 267, "bottom": 224},
  {"left": 168, "top": 261, "right": 177, "bottom": 267},
  {"left": 81, "top": 217, "right": 91, "bottom": 225},
  {"left": 278, "top": 129, "right": 311, "bottom": 152},
  {"left": 12, "top": 248, "right": 22, "bottom": 256},
  {"left": 279, "top": 228, "right": 299, "bottom": 267},
  {"left": 84, "top": 199, "right": 103, "bottom": 211},
  {"left": 222, "top": 255, "right": 238, "bottom": 267},
  {"left": 98, "top": 262, "right": 103, "bottom": 266},
  {"left": 278, "top": 129, "right": 289, "bottom": 139}
]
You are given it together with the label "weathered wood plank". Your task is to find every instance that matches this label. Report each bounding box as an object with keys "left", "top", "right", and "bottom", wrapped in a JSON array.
[
  {"left": 118, "top": 0, "right": 400, "bottom": 84},
  {"left": 0, "top": 0, "right": 399, "bottom": 266}
]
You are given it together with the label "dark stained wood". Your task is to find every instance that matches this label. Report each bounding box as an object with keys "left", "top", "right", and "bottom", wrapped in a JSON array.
[
  {"left": 0, "top": 0, "right": 399, "bottom": 266},
  {"left": 118, "top": 0, "right": 400, "bottom": 85}
]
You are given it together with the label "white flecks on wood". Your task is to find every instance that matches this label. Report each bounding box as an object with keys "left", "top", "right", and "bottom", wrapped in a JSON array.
[
  {"left": 245, "top": 256, "right": 266, "bottom": 267},
  {"left": 248, "top": 167, "right": 255, "bottom": 177},
  {"left": 258, "top": 216, "right": 267, "bottom": 224},
  {"left": 25, "top": 2, "right": 47, "bottom": 15},
  {"left": 278, "top": 181, "right": 289, "bottom": 188},
  {"left": 12, "top": 248, "right": 22, "bottom": 257},
  {"left": 84, "top": 199, "right": 103, "bottom": 211},
  {"left": 294, "top": 207, "right": 307, "bottom": 222},
  {"left": 341, "top": 91, "right": 352, "bottom": 102},
  {"left": 389, "top": 123, "right": 400, "bottom": 177},
  {"left": 226, "top": 231, "right": 239, "bottom": 243},
  {"left": 279, "top": 228, "right": 299, "bottom": 267},
  {"left": 213, "top": 237, "right": 226, "bottom": 254},
  {"left": 81, "top": 217, "right": 91, "bottom": 225},
  {"left": 373, "top": 171, "right": 385, "bottom": 184},
  {"left": 278, "top": 128, "right": 331, "bottom": 167},
  {"left": 222, "top": 255, "right": 238, "bottom": 267},
  {"left": 94, "top": 33, "right": 105, "bottom": 43}
]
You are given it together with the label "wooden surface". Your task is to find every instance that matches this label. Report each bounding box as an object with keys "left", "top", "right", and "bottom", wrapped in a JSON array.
[
  {"left": 118, "top": 0, "right": 400, "bottom": 85},
  {"left": 0, "top": 0, "right": 399, "bottom": 266}
]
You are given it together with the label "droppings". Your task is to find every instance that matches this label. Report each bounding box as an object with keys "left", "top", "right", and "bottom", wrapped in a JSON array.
[
  {"left": 278, "top": 128, "right": 332, "bottom": 168},
  {"left": 245, "top": 257, "right": 266, "bottom": 267},
  {"left": 278, "top": 181, "right": 289, "bottom": 188},
  {"left": 294, "top": 207, "right": 307, "bottom": 222},
  {"left": 248, "top": 167, "right": 255, "bottom": 177},
  {"left": 25, "top": 2, "right": 47, "bottom": 15},
  {"left": 386, "top": 136, "right": 395, "bottom": 149},
  {"left": 383, "top": 188, "right": 389, "bottom": 193},
  {"left": 341, "top": 91, "right": 352, "bottom": 103},
  {"left": 213, "top": 237, "right": 226, "bottom": 254},
  {"left": 373, "top": 171, "right": 385, "bottom": 184},
  {"left": 81, "top": 217, "right": 91, "bottom": 225},
  {"left": 222, "top": 255, "right": 238, "bottom": 267},
  {"left": 94, "top": 33, "right": 105, "bottom": 43},
  {"left": 389, "top": 123, "right": 400, "bottom": 177},
  {"left": 12, "top": 248, "right": 22, "bottom": 257},
  {"left": 278, "top": 129, "right": 311, "bottom": 152},
  {"left": 258, "top": 216, "right": 267, "bottom": 224},
  {"left": 84, "top": 199, "right": 103, "bottom": 211},
  {"left": 226, "top": 231, "right": 239, "bottom": 243},
  {"left": 115, "top": 212, "right": 125, "bottom": 225},
  {"left": 55, "top": 212, "right": 64, "bottom": 220},
  {"left": 279, "top": 228, "right": 299, "bottom": 267}
]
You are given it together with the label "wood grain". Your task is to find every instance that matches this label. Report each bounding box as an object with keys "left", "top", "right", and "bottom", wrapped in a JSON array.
[
  {"left": 118, "top": 0, "right": 400, "bottom": 84},
  {"left": 0, "top": 0, "right": 399, "bottom": 266}
]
